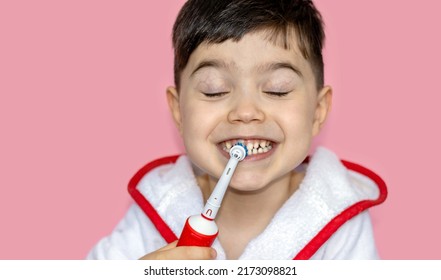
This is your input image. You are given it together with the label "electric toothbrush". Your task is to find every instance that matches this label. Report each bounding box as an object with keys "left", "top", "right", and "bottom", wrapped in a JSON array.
[{"left": 177, "top": 143, "right": 248, "bottom": 247}]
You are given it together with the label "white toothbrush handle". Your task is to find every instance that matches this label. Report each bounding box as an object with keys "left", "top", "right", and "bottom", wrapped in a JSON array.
[
  {"left": 202, "top": 156, "right": 239, "bottom": 219},
  {"left": 177, "top": 143, "right": 247, "bottom": 247}
]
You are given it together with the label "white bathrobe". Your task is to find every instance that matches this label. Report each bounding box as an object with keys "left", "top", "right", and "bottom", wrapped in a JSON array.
[{"left": 87, "top": 147, "right": 387, "bottom": 260}]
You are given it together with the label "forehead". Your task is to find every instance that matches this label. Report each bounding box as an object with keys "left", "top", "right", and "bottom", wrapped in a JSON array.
[{"left": 182, "top": 30, "right": 314, "bottom": 80}]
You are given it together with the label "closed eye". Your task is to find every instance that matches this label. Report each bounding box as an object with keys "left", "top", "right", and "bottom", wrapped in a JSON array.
[
  {"left": 264, "top": 91, "right": 291, "bottom": 97},
  {"left": 202, "top": 92, "right": 230, "bottom": 98}
]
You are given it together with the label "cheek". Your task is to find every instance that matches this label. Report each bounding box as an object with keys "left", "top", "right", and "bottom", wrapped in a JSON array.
[
  {"left": 181, "top": 103, "right": 202, "bottom": 143},
  {"left": 273, "top": 101, "right": 316, "bottom": 159},
  {"left": 180, "top": 101, "right": 228, "bottom": 178},
  {"left": 275, "top": 101, "right": 315, "bottom": 133},
  {"left": 180, "top": 101, "right": 221, "bottom": 144}
]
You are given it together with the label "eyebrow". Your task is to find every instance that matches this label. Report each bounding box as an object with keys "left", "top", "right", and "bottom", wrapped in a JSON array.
[
  {"left": 190, "top": 59, "right": 236, "bottom": 77},
  {"left": 190, "top": 59, "right": 303, "bottom": 78},
  {"left": 256, "top": 62, "right": 303, "bottom": 78}
]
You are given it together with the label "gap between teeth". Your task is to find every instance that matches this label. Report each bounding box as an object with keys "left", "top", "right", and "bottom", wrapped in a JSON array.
[{"left": 222, "top": 140, "right": 273, "bottom": 155}]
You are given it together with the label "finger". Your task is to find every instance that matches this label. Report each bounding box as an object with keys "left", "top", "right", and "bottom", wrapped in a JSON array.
[
  {"left": 156, "top": 240, "right": 178, "bottom": 252},
  {"left": 161, "top": 246, "right": 217, "bottom": 260},
  {"left": 140, "top": 245, "right": 216, "bottom": 260}
]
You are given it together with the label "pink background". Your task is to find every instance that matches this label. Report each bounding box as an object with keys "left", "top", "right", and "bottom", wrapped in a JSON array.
[{"left": 1, "top": 0, "right": 440, "bottom": 259}]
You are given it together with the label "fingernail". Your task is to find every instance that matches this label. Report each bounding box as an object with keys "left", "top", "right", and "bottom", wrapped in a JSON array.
[{"left": 210, "top": 249, "right": 217, "bottom": 259}]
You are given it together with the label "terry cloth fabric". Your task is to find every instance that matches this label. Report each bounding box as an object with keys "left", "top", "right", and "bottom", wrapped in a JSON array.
[{"left": 86, "top": 147, "right": 387, "bottom": 260}]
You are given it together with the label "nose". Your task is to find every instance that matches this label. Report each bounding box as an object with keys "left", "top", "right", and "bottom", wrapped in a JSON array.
[{"left": 227, "top": 93, "right": 265, "bottom": 124}]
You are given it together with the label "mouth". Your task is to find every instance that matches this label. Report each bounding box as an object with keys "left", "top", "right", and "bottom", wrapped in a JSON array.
[{"left": 219, "top": 139, "right": 274, "bottom": 158}]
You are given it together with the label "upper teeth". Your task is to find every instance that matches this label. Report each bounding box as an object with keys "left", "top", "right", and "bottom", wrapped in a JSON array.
[{"left": 222, "top": 140, "right": 273, "bottom": 155}]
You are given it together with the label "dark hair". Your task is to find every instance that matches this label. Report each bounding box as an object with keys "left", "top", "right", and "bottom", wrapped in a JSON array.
[{"left": 172, "top": 0, "right": 325, "bottom": 90}]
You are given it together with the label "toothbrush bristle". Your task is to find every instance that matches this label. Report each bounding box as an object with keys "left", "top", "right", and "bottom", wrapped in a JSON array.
[{"left": 234, "top": 142, "right": 248, "bottom": 157}]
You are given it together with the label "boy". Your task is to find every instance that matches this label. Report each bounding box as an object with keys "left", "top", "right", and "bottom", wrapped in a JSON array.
[{"left": 87, "top": 0, "right": 387, "bottom": 260}]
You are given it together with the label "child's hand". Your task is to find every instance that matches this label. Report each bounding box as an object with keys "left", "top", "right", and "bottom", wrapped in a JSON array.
[{"left": 139, "top": 240, "right": 217, "bottom": 260}]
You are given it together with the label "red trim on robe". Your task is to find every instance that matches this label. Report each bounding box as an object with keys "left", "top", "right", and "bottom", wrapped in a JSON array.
[
  {"left": 127, "top": 155, "right": 180, "bottom": 244},
  {"left": 293, "top": 159, "right": 387, "bottom": 259}
]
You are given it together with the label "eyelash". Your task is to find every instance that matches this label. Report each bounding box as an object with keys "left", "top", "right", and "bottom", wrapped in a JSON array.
[
  {"left": 264, "top": 91, "right": 291, "bottom": 97},
  {"left": 202, "top": 92, "right": 229, "bottom": 98},
  {"left": 201, "top": 91, "right": 291, "bottom": 98}
]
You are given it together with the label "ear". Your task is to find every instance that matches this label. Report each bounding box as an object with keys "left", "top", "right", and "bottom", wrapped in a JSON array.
[
  {"left": 166, "top": 86, "right": 183, "bottom": 135},
  {"left": 312, "top": 86, "right": 333, "bottom": 136}
]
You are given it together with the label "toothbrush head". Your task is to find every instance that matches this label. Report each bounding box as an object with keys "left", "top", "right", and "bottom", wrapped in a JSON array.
[{"left": 229, "top": 142, "right": 248, "bottom": 161}]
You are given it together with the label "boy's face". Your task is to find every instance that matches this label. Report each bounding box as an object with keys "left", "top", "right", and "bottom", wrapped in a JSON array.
[{"left": 167, "top": 31, "right": 331, "bottom": 192}]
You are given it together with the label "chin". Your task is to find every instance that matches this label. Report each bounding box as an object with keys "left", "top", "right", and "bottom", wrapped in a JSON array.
[
  {"left": 228, "top": 173, "right": 268, "bottom": 192},
  {"left": 228, "top": 183, "right": 264, "bottom": 193}
]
